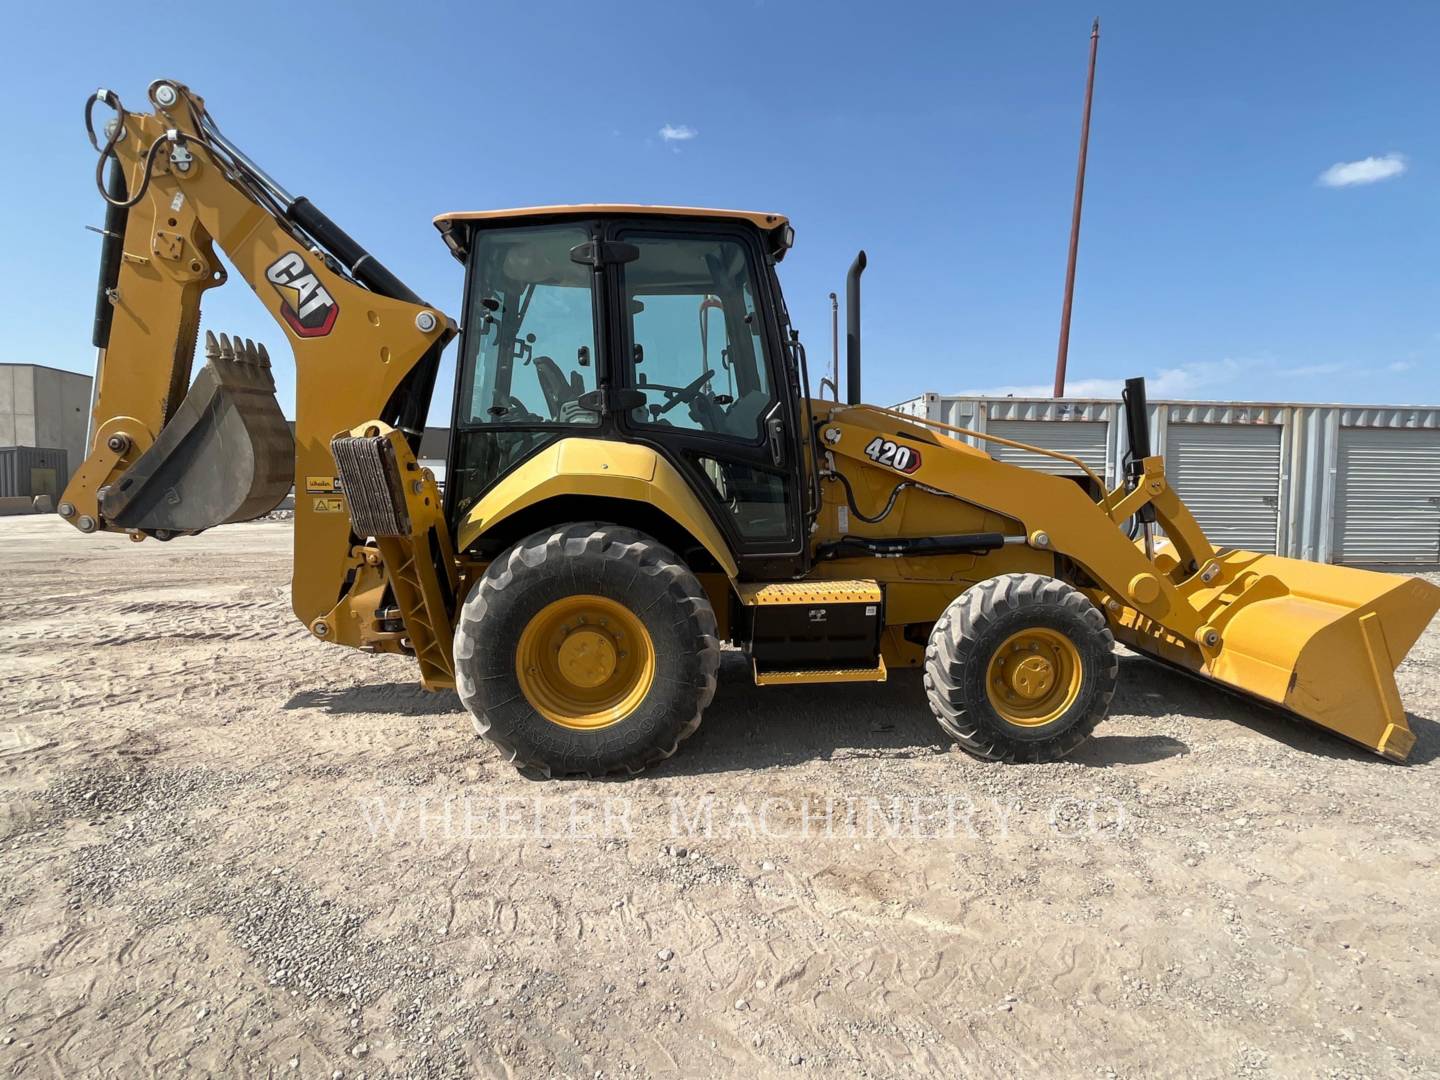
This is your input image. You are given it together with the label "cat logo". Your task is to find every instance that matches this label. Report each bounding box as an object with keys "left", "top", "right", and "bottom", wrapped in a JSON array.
[{"left": 265, "top": 252, "right": 338, "bottom": 337}]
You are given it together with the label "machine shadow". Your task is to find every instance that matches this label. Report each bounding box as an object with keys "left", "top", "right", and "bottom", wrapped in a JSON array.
[
  {"left": 285, "top": 684, "right": 464, "bottom": 717},
  {"left": 651, "top": 653, "right": 1185, "bottom": 778},
  {"left": 1112, "top": 651, "right": 1440, "bottom": 766},
  {"left": 279, "top": 651, "right": 1435, "bottom": 773}
]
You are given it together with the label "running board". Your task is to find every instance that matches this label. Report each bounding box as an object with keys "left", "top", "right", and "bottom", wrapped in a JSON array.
[{"left": 754, "top": 658, "right": 888, "bottom": 686}]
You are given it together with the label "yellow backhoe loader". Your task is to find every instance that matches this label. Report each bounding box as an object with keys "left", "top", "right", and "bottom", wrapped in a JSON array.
[{"left": 62, "top": 81, "right": 1439, "bottom": 776}]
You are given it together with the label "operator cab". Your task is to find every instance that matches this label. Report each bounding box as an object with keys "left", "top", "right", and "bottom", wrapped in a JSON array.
[{"left": 433, "top": 206, "right": 807, "bottom": 580}]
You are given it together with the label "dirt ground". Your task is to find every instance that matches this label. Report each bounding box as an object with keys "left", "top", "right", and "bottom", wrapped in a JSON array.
[{"left": 3, "top": 515, "right": 1439, "bottom": 1078}]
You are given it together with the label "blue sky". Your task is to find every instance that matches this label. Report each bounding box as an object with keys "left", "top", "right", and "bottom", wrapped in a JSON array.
[{"left": 3, "top": 0, "right": 1437, "bottom": 420}]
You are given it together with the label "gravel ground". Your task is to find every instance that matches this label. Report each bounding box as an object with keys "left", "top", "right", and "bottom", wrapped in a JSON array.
[{"left": 2, "top": 515, "right": 1439, "bottom": 1078}]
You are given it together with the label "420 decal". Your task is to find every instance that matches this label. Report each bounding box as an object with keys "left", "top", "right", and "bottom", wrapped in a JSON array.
[{"left": 863, "top": 436, "right": 922, "bottom": 474}]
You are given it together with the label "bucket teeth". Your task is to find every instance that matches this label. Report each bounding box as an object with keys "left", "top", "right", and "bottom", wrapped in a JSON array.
[{"left": 203, "top": 331, "right": 270, "bottom": 368}]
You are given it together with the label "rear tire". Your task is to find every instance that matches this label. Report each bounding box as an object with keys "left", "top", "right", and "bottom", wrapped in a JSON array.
[
  {"left": 924, "top": 573, "right": 1117, "bottom": 763},
  {"left": 453, "top": 523, "right": 720, "bottom": 778}
]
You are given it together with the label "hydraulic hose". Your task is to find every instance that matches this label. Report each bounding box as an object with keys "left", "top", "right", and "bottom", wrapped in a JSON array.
[{"left": 828, "top": 468, "right": 914, "bottom": 525}]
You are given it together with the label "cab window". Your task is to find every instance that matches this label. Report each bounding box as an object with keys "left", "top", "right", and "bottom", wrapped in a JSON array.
[
  {"left": 459, "top": 224, "right": 598, "bottom": 427},
  {"left": 620, "top": 235, "right": 774, "bottom": 440}
]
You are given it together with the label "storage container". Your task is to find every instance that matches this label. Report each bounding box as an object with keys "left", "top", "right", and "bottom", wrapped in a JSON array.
[
  {"left": 0, "top": 445, "right": 69, "bottom": 499},
  {"left": 893, "top": 393, "right": 1440, "bottom": 566}
]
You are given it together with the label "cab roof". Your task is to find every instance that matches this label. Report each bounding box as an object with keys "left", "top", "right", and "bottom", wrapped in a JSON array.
[
  {"left": 433, "top": 205, "right": 791, "bottom": 261},
  {"left": 434, "top": 204, "right": 787, "bottom": 230}
]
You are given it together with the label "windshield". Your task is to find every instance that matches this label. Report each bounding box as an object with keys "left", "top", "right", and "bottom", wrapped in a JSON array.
[{"left": 458, "top": 224, "right": 599, "bottom": 427}]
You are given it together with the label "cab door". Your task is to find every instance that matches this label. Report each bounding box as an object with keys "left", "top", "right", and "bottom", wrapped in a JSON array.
[{"left": 609, "top": 221, "right": 805, "bottom": 579}]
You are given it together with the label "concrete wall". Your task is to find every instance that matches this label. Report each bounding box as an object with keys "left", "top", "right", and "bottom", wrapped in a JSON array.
[{"left": 0, "top": 364, "right": 92, "bottom": 466}]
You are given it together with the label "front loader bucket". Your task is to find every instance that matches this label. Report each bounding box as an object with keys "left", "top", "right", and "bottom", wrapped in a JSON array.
[
  {"left": 1116, "top": 550, "right": 1440, "bottom": 761},
  {"left": 100, "top": 332, "right": 294, "bottom": 535}
]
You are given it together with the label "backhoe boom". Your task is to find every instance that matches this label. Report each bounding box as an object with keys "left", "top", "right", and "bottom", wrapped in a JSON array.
[{"left": 62, "top": 80, "right": 456, "bottom": 651}]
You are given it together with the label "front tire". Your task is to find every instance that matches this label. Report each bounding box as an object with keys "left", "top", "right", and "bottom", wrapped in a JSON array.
[
  {"left": 924, "top": 573, "right": 1117, "bottom": 763},
  {"left": 453, "top": 523, "right": 720, "bottom": 777}
]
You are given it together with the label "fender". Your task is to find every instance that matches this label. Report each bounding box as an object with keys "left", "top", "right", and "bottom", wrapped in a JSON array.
[{"left": 455, "top": 438, "right": 739, "bottom": 579}]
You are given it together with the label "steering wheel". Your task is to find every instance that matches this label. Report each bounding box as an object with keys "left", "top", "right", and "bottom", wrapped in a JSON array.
[
  {"left": 486, "top": 394, "right": 536, "bottom": 421},
  {"left": 649, "top": 369, "right": 716, "bottom": 416}
]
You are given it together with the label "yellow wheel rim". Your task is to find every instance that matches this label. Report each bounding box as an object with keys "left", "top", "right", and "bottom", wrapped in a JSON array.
[
  {"left": 984, "top": 627, "right": 1083, "bottom": 727},
  {"left": 516, "top": 595, "right": 655, "bottom": 730}
]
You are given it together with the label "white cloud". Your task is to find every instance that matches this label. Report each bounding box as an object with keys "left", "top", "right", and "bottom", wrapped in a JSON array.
[
  {"left": 1278, "top": 362, "right": 1347, "bottom": 377},
  {"left": 1317, "top": 153, "right": 1407, "bottom": 188},
  {"left": 659, "top": 123, "right": 697, "bottom": 143},
  {"left": 1388, "top": 359, "right": 1417, "bottom": 373},
  {"left": 958, "top": 376, "right": 1123, "bottom": 399},
  {"left": 961, "top": 358, "right": 1245, "bottom": 400}
]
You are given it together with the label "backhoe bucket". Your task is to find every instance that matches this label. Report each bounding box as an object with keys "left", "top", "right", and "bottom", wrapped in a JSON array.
[
  {"left": 99, "top": 332, "right": 294, "bottom": 535},
  {"left": 1116, "top": 550, "right": 1440, "bottom": 760}
]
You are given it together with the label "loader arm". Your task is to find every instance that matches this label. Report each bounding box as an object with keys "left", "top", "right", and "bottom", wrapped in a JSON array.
[
  {"left": 818, "top": 404, "right": 1440, "bottom": 761},
  {"left": 61, "top": 81, "right": 457, "bottom": 657}
]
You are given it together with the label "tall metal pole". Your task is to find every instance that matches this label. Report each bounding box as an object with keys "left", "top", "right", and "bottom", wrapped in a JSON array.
[{"left": 1053, "top": 17, "right": 1100, "bottom": 399}]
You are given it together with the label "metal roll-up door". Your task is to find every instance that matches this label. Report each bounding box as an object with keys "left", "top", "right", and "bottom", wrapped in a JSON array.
[
  {"left": 1167, "top": 423, "right": 1282, "bottom": 553},
  {"left": 988, "top": 420, "right": 1110, "bottom": 482},
  {"left": 1335, "top": 428, "right": 1440, "bottom": 565}
]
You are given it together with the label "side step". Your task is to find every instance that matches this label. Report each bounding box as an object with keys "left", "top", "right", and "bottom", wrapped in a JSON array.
[
  {"left": 738, "top": 578, "right": 887, "bottom": 686},
  {"left": 754, "top": 658, "right": 888, "bottom": 686}
]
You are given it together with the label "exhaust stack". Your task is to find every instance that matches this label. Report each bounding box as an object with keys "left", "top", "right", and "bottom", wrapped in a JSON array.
[{"left": 846, "top": 250, "right": 867, "bottom": 405}]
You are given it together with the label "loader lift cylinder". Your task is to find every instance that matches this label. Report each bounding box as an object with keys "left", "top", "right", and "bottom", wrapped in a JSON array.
[{"left": 846, "top": 250, "right": 866, "bottom": 405}]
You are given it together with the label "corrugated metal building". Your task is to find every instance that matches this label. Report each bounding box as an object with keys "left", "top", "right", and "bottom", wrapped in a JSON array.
[
  {"left": 894, "top": 393, "right": 1440, "bottom": 567},
  {"left": 0, "top": 445, "right": 69, "bottom": 500}
]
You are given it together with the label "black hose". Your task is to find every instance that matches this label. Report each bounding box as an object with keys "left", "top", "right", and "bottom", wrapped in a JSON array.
[
  {"left": 85, "top": 91, "right": 172, "bottom": 211},
  {"left": 829, "top": 468, "right": 912, "bottom": 524}
]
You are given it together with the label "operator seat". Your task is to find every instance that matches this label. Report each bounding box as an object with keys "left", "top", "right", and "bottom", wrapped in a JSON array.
[
  {"left": 533, "top": 356, "right": 586, "bottom": 421},
  {"left": 724, "top": 390, "right": 770, "bottom": 438}
]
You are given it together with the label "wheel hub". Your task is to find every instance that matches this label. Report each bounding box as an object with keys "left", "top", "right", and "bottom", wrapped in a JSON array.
[
  {"left": 1007, "top": 654, "right": 1055, "bottom": 699},
  {"left": 985, "top": 627, "right": 1083, "bottom": 727},
  {"left": 557, "top": 628, "right": 618, "bottom": 688},
  {"left": 516, "top": 595, "right": 655, "bottom": 730}
]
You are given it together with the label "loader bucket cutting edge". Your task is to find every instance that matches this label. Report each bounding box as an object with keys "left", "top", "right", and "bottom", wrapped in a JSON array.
[
  {"left": 1112, "top": 551, "right": 1440, "bottom": 761},
  {"left": 98, "top": 334, "right": 294, "bottom": 534}
]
